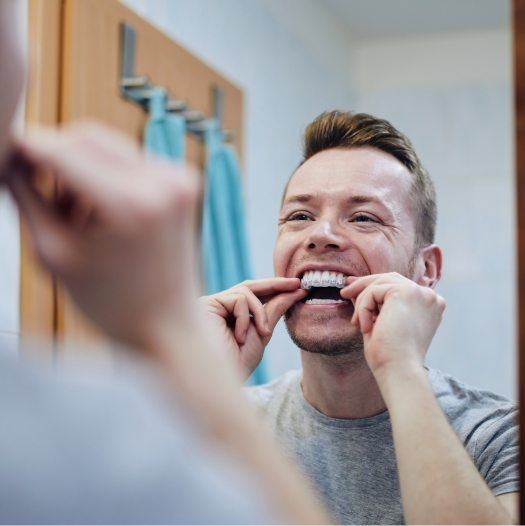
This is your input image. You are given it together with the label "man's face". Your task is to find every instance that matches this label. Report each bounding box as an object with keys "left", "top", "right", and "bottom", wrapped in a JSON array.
[{"left": 274, "top": 147, "right": 418, "bottom": 355}]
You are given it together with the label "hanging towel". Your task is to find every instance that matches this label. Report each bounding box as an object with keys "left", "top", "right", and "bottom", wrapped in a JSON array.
[
  {"left": 202, "top": 119, "right": 267, "bottom": 385},
  {"left": 143, "top": 87, "right": 185, "bottom": 161}
]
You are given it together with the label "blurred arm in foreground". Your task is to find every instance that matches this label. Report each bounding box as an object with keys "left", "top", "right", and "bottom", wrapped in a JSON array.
[
  {"left": 1, "top": 123, "right": 329, "bottom": 525},
  {"left": 0, "top": 1, "right": 329, "bottom": 522}
]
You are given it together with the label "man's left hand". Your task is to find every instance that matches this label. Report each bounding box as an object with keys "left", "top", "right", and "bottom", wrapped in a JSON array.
[{"left": 340, "top": 272, "right": 446, "bottom": 378}]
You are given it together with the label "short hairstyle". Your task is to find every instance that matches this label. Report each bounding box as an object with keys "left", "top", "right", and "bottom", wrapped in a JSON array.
[{"left": 285, "top": 110, "right": 437, "bottom": 247}]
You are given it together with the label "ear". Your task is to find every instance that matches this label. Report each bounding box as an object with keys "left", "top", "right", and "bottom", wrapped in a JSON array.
[{"left": 413, "top": 244, "right": 442, "bottom": 289}]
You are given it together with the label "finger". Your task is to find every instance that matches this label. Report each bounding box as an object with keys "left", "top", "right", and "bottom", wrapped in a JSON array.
[
  {"left": 352, "top": 283, "right": 384, "bottom": 325},
  {"left": 238, "top": 287, "right": 270, "bottom": 336},
  {"left": 265, "top": 289, "right": 308, "bottom": 329},
  {"left": 7, "top": 173, "right": 74, "bottom": 271},
  {"left": 16, "top": 132, "right": 128, "bottom": 205},
  {"left": 212, "top": 292, "right": 247, "bottom": 317},
  {"left": 233, "top": 295, "right": 250, "bottom": 345},
  {"left": 341, "top": 273, "right": 403, "bottom": 301},
  {"left": 60, "top": 120, "right": 142, "bottom": 168},
  {"left": 0, "top": 140, "right": 24, "bottom": 185},
  {"left": 352, "top": 284, "right": 393, "bottom": 333},
  {"left": 237, "top": 277, "right": 301, "bottom": 297},
  {"left": 54, "top": 183, "right": 97, "bottom": 229},
  {"left": 7, "top": 171, "right": 60, "bottom": 237},
  {"left": 358, "top": 308, "right": 373, "bottom": 334},
  {"left": 341, "top": 275, "right": 381, "bottom": 300},
  {"left": 212, "top": 292, "right": 262, "bottom": 343},
  {"left": 8, "top": 143, "right": 111, "bottom": 234}
]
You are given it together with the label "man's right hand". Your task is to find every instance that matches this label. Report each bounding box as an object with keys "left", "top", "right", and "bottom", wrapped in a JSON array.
[{"left": 199, "top": 279, "right": 307, "bottom": 378}]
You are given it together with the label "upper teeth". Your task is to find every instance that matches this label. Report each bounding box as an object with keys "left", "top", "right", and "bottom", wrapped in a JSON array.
[{"left": 300, "top": 270, "right": 347, "bottom": 290}]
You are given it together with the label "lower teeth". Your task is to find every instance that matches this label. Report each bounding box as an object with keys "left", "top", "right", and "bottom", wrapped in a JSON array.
[{"left": 305, "top": 298, "right": 346, "bottom": 305}]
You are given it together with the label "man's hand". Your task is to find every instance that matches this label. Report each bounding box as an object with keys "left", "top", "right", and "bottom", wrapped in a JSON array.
[
  {"left": 341, "top": 273, "right": 517, "bottom": 525},
  {"left": 200, "top": 279, "right": 307, "bottom": 377},
  {"left": 340, "top": 272, "right": 445, "bottom": 379},
  {"left": 2, "top": 122, "right": 200, "bottom": 351}
]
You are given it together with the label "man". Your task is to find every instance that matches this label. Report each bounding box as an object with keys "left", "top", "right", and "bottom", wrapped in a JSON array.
[
  {"left": 202, "top": 111, "right": 519, "bottom": 524},
  {"left": 0, "top": 1, "right": 329, "bottom": 523}
]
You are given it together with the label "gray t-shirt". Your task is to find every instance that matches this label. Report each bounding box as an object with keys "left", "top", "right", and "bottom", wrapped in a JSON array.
[{"left": 248, "top": 368, "right": 518, "bottom": 525}]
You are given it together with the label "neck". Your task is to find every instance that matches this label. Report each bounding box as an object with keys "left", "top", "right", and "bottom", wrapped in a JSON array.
[{"left": 300, "top": 351, "right": 386, "bottom": 419}]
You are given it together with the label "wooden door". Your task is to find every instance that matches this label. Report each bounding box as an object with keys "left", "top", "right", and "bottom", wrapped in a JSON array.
[
  {"left": 23, "top": 0, "right": 244, "bottom": 360},
  {"left": 21, "top": 0, "right": 63, "bottom": 357}
]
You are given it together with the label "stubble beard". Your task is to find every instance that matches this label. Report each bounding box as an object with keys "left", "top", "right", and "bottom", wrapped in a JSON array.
[{"left": 284, "top": 309, "right": 364, "bottom": 357}]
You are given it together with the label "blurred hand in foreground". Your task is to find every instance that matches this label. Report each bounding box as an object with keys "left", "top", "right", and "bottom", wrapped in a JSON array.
[{"left": 2, "top": 122, "right": 200, "bottom": 350}]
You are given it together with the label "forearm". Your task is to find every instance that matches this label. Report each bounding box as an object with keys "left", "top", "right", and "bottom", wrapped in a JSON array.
[
  {"left": 139, "top": 321, "right": 331, "bottom": 525},
  {"left": 376, "top": 362, "right": 511, "bottom": 525}
]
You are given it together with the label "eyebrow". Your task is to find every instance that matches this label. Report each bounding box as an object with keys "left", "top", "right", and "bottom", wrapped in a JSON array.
[
  {"left": 283, "top": 193, "right": 314, "bottom": 204},
  {"left": 283, "top": 193, "right": 385, "bottom": 206}
]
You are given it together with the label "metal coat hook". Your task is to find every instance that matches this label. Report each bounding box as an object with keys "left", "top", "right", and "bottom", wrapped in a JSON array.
[
  {"left": 119, "top": 22, "right": 235, "bottom": 142},
  {"left": 210, "top": 86, "right": 234, "bottom": 142},
  {"left": 120, "top": 23, "right": 153, "bottom": 109}
]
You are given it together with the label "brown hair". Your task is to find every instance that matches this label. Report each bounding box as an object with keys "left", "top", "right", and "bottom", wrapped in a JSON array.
[{"left": 288, "top": 110, "right": 437, "bottom": 247}]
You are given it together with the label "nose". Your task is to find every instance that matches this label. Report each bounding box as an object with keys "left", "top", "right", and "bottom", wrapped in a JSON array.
[{"left": 305, "top": 219, "right": 349, "bottom": 253}]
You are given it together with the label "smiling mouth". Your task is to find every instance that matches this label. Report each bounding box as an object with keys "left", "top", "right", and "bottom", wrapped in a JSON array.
[{"left": 299, "top": 270, "right": 349, "bottom": 305}]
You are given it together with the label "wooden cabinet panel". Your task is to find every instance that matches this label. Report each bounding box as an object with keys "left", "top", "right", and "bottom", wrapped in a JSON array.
[{"left": 21, "top": 0, "right": 63, "bottom": 354}]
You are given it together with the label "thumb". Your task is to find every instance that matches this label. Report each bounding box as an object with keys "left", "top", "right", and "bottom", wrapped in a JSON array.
[
  {"left": 8, "top": 171, "right": 76, "bottom": 274},
  {"left": 265, "top": 289, "right": 307, "bottom": 330}
]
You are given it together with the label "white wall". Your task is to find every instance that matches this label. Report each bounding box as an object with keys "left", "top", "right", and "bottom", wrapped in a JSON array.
[
  {"left": 353, "top": 28, "right": 515, "bottom": 398},
  {"left": 0, "top": 0, "right": 26, "bottom": 356},
  {"left": 120, "top": 0, "right": 355, "bottom": 379},
  {"left": 120, "top": 1, "right": 515, "bottom": 399}
]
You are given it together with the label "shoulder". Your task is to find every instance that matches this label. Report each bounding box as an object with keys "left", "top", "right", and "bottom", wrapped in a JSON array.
[
  {"left": 427, "top": 367, "right": 517, "bottom": 443},
  {"left": 428, "top": 368, "right": 519, "bottom": 495},
  {"left": 245, "top": 369, "right": 302, "bottom": 411},
  {"left": 428, "top": 367, "right": 515, "bottom": 409}
]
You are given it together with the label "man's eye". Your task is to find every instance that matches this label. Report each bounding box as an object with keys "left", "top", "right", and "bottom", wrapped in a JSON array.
[
  {"left": 352, "top": 214, "right": 377, "bottom": 223},
  {"left": 288, "top": 212, "right": 312, "bottom": 221}
]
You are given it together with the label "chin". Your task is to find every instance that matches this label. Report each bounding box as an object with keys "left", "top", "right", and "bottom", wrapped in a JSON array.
[{"left": 284, "top": 307, "right": 363, "bottom": 356}]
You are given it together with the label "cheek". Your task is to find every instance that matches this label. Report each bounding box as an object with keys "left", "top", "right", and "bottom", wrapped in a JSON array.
[
  {"left": 273, "top": 231, "right": 298, "bottom": 276},
  {"left": 356, "top": 236, "right": 400, "bottom": 274},
  {"left": 273, "top": 241, "right": 287, "bottom": 276}
]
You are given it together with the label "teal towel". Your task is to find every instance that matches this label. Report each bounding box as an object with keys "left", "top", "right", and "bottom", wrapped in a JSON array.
[
  {"left": 144, "top": 88, "right": 185, "bottom": 161},
  {"left": 202, "top": 121, "right": 250, "bottom": 293},
  {"left": 202, "top": 120, "right": 267, "bottom": 385}
]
